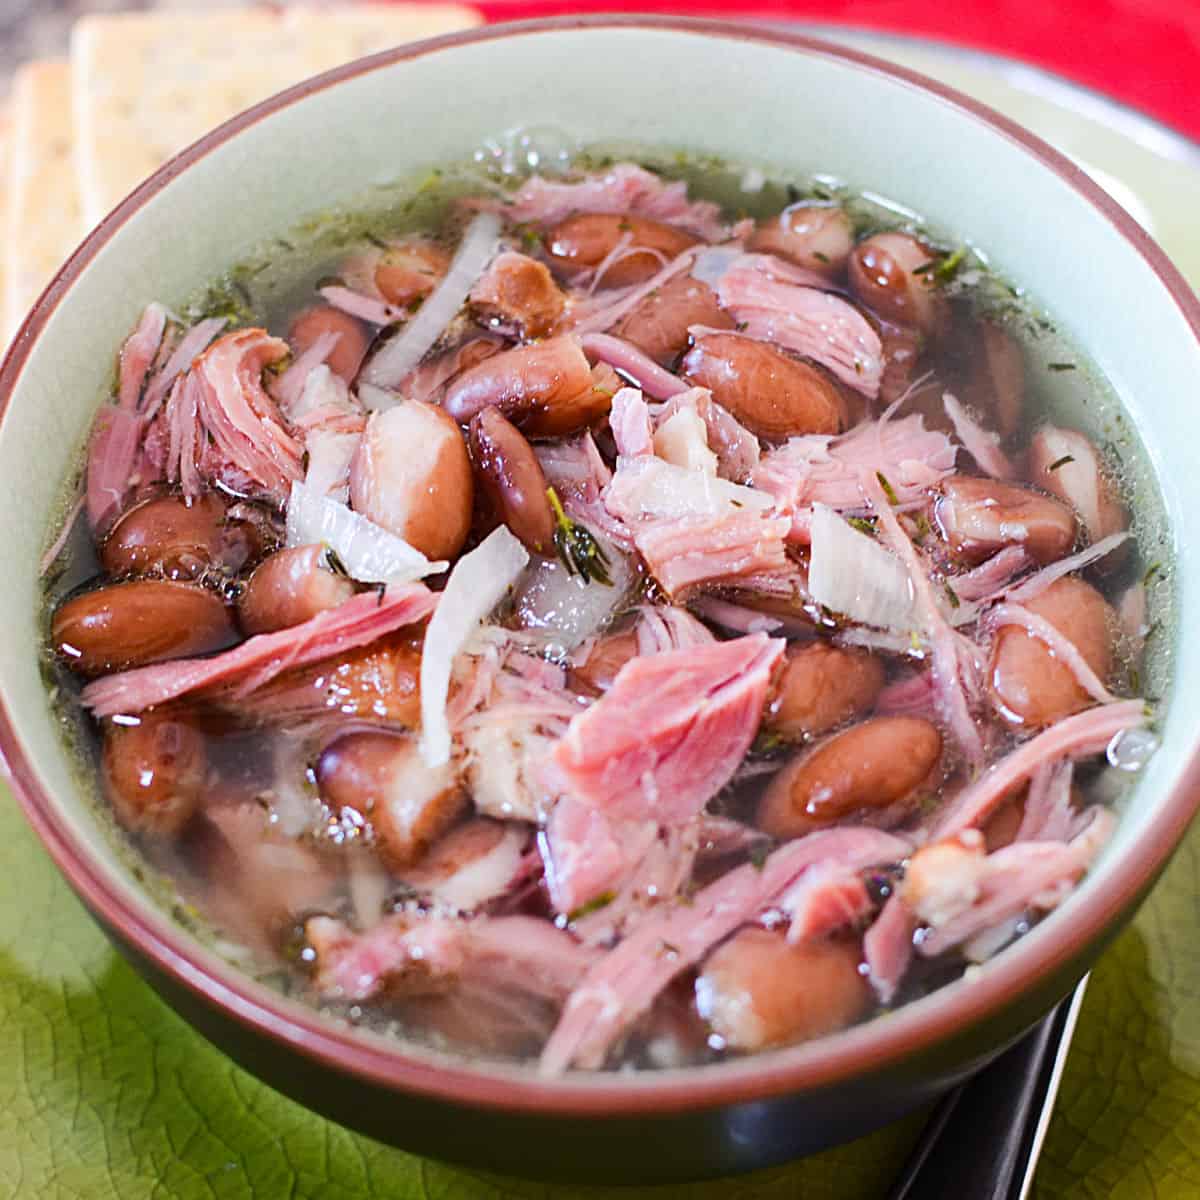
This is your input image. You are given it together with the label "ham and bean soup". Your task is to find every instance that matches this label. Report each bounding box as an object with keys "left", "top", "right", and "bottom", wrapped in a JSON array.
[{"left": 43, "top": 158, "right": 1165, "bottom": 1071}]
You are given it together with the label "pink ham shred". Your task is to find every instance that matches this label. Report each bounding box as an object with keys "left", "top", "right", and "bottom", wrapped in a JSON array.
[
  {"left": 712, "top": 254, "right": 883, "bottom": 397},
  {"left": 608, "top": 387, "right": 655, "bottom": 458},
  {"left": 552, "top": 633, "right": 784, "bottom": 823},
  {"left": 943, "top": 393, "right": 1014, "bottom": 479},
  {"left": 502, "top": 163, "right": 726, "bottom": 240},
  {"left": 689, "top": 596, "right": 784, "bottom": 635},
  {"left": 272, "top": 330, "right": 341, "bottom": 413},
  {"left": 539, "top": 826, "right": 909, "bottom": 1073},
  {"left": 580, "top": 333, "right": 688, "bottom": 399},
  {"left": 81, "top": 584, "right": 436, "bottom": 717},
  {"left": 117, "top": 303, "right": 169, "bottom": 410},
  {"left": 657, "top": 387, "right": 760, "bottom": 482},
  {"left": 916, "top": 808, "right": 1115, "bottom": 957},
  {"left": 567, "top": 247, "right": 701, "bottom": 335},
  {"left": 863, "top": 894, "right": 917, "bottom": 1003},
  {"left": 933, "top": 699, "right": 1146, "bottom": 838},
  {"left": 754, "top": 414, "right": 956, "bottom": 541},
  {"left": 634, "top": 603, "right": 716, "bottom": 654},
  {"left": 1003, "top": 531, "right": 1131, "bottom": 604},
  {"left": 951, "top": 546, "right": 1033, "bottom": 602},
  {"left": 85, "top": 406, "right": 145, "bottom": 532},
  {"left": 635, "top": 511, "right": 792, "bottom": 598},
  {"left": 778, "top": 863, "right": 874, "bottom": 943},
  {"left": 318, "top": 284, "right": 404, "bottom": 327},
  {"left": 1016, "top": 760, "right": 1077, "bottom": 843},
  {"left": 141, "top": 317, "right": 226, "bottom": 420}
]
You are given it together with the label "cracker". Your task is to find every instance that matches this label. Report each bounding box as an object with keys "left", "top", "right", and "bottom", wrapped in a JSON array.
[
  {"left": 71, "top": 4, "right": 481, "bottom": 227},
  {"left": 5, "top": 61, "right": 83, "bottom": 339}
]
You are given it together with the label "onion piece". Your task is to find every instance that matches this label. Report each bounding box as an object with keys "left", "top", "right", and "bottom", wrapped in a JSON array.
[
  {"left": 808, "top": 503, "right": 914, "bottom": 629},
  {"left": 285, "top": 480, "right": 446, "bottom": 584},
  {"left": 690, "top": 245, "right": 743, "bottom": 287},
  {"left": 1004, "top": 531, "right": 1131, "bottom": 603},
  {"left": 420, "top": 526, "right": 530, "bottom": 767},
  {"left": 604, "top": 455, "right": 773, "bottom": 523},
  {"left": 361, "top": 212, "right": 501, "bottom": 390}
]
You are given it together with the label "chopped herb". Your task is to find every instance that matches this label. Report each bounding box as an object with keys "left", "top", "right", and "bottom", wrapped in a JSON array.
[
  {"left": 406, "top": 296, "right": 424, "bottom": 314},
  {"left": 617, "top": 217, "right": 633, "bottom": 233},
  {"left": 748, "top": 843, "right": 770, "bottom": 871},
  {"left": 752, "top": 730, "right": 787, "bottom": 755},
  {"left": 323, "top": 546, "right": 351, "bottom": 578},
  {"left": 912, "top": 512, "right": 932, "bottom": 545},
  {"left": 1144, "top": 619, "right": 1162, "bottom": 641},
  {"left": 912, "top": 246, "right": 966, "bottom": 286},
  {"left": 735, "top": 321, "right": 749, "bottom": 332},
  {"left": 591, "top": 386, "right": 615, "bottom": 399},
  {"left": 364, "top": 232, "right": 388, "bottom": 250},
  {"left": 657, "top": 940, "right": 681, "bottom": 958},
  {"left": 1047, "top": 454, "right": 1075, "bottom": 471},
  {"left": 730, "top": 498, "right": 744, "bottom": 509},
  {"left": 374, "top": 583, "right": 388, "bottom": 606},
  {"left": 1047, "top": 362, "right": 1076, "bottom": 372},
  {"left": 876, "top": 471, "right": 900, "bottom": 506},
  {"left": 1143, "top": 561, "right": 1163, "bottom": 586},
  {"left": 811, "top": 185, "right": 832, "bottom": 201},
  {"left": 1129, "top": 666, "right": 1141, "bottom": 694},
  {"left": 909, "top": 630, "right": 922, "bottom": 653},
  {"left": 846, "top": 516, "right": 877, "bottom": 537},
  {"left": 812, "top": 250, "right": 830, "bottom": 264},
  {"left": 547, "top": 486, "right": 612, "bottom": 585},
  {"left": 786, "top": 183, "right": 802, "bottom": 204},
  {"left": 232, "top": 278, "right": 253, "bottom": 308},
  {"left": 943, "top": 582, "right": 961, "bottom": 609},
  {"left": 568, "top": 891, "right": 615, "bottom": 922}
]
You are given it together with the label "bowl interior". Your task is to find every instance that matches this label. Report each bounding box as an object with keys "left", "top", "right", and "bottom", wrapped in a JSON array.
[{"left": 0, "top": 19, "right": 1195, "bottom": 1090}]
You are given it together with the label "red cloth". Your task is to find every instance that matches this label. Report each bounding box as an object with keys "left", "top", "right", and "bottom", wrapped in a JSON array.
[{"left": 473, "top": 1, "right": 1200, "bottom": 144}]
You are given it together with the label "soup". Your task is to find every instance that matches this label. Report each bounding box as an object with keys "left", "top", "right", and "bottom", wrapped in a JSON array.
[{"left": 42, "top": 157, "right": 1162, "bottom": 1072}]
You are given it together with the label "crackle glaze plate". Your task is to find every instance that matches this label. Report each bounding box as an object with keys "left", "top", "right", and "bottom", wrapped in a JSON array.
[{"left": 2, "top": 27, "right": 1199, "bottom": 1200}]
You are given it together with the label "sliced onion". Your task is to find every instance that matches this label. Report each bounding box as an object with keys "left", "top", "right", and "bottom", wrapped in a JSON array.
[
  {"left": 361, "top": 212, "right": 501, "bottom": 390},
  {"left": 808, "top": 503, "right": 914, "bottom": 629},
  {"left": 285, "top": 480, "right": 446, "bottom": 584},
  {"left": 420, "top": 525, "right": 530, "bottom": 766},
  {"left": 604, "top": 455, "right": 773, "bottom": 523},
  {"left": 303, "top": 429, "right": 359, "bottom": 501},
  {"left": 690, "top": 245, "right": 742, "bottom": 287},
  {"left": 357, "top": 382, "right": 402, "bottom": 412}
]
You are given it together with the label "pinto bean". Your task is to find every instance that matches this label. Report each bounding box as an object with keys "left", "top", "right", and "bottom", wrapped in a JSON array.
[
  {"left": 288, "top": 305, "right": 371, "bottom": 382},
  {"left": 237, "top": 544, "right": 356, "bottom": 635},
  {"left": 765, "top": 643, "right": 886, "bottom": 740},
  {"left": 681, "top": 333, "right": 844, "bottom": 440},
  {"left": 317, "top": 732, "right": 463, "bottom": 870},
  {"left": 848, "top": 232, "right": 949, "bottom": 337},
  {"left": 1027, "top": 426, "right": 1128, "bottom": 550},
  {"left": 374, "top": 239, "right": 450, "bottom": 307},
  {"left": 100, "top": 492, "right": 260, "bottom": 580},
  {"left": 696, "top": 929, "right": 869, "bottom": 1050},
  {"left": 758, "top": 716, "right": 942, "bottom": 840},
  {"left": 612, "top": 274, "right": 734, "bottom": 365},
  {"left": 467, "top": 407, "right": 555, "bottom": 553},
  {"left": 964, "top": 322, "right": 1025, "bottom": 439},
  {"left": 52, "top": 580, "right": 237, "bottom": 676},
  {"left": 349, "top": 400, "right": 473, "bottom": 560},
  {"left": 253, "top": 631, "right": 422, "bottom": 725},
  {"left": 444, "top": 335, "right": 612, "bottom": 437},
  {"left": 934, "top": 475, "right": 1077, "bottom": 565},
  {"left": 101, "top": 709, "right": 207, "bottom": 837},
  {"left": 989, "top": 576, "right": 1114, "bottom": 729},
  {"left": 568, "top": 628, "right": 639, "bottom": 695},
  {"left": 747, "top": 204, "right": 854, "bottom": 276},
  {"left": 470, "top": 251, "right": 565, "bottom": 338},
  {"left": 543, "top": 213, "right": 698, "bottom": 287}
]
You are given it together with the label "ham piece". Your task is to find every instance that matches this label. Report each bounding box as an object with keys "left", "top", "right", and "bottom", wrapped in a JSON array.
[
  {"left": 81, "top": 584, "right": 436, "bottom": 716},
  {"left": 552, "top": 632, "right": 785, "bottom": 823},
  {"left": 863, "top": 894, "right": 917, "bottom": 1003},
  {"left": 540, "top": 826, "right": 909, "bottom": 1073}
]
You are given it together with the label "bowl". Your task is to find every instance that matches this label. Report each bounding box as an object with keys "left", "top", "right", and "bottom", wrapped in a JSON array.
[{"left": 1, "top": 16, "right": 1198, "bottom": 1185}]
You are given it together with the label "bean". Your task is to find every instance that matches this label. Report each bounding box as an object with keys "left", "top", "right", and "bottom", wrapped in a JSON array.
[
  {"left": 747, "top": 204, "right": 854, "bottom": 276},
  {"left": 317, "top": 732, "right": 463, "bottom": 870},
  {"left": 101, "top": 492, "right": 260, "bottom": 580},
  {"left": 543, "top": 213, "right": 697, "bottom": 287},
  {"left": 964, "top": 321, "right": 1024, "bottom": 439},
  {"left": 288, "top": 305, "right": 371, "bottom": 382},
  {"left": 696, "top": 929, "right": 869, "bottom": 1050},
  {"left": 444, "top": 335, "right": 612, "bottom": 438},
  {"left": 1027, "top": 426, "right": 1128, "bottom": 549},
  {"left": 101, "top": 709, "right": 207, "bottom": 837},
  {"left": 848, "top": 232, "right": 948, "bottom": 336},
  {"left": 52, "top": 579, "right": 237, "bottom": 676},
  {"left": 765, "top": 642, "right": 886, "bottom": 740},
  {"left": 237, "top": 544, "right": 356, "bottom": 635},
  {"left": 568, "top": 629, "right": 639, "bottom": 695},
  {"left": 467, "top": 407, "right": 555, "bottom": 554},
  {"left": 758, "top": 716, "right": 942, "bottom": 839},
  {"left": 611, "top": 274, "right": 733, "bottom": 366},
  {"left": 406, "top": 817, "right": 513, "bottom": 887},
  {"left": 350, "top": 400, "right": 473, "bottom": 560},
  {"left": 934, "top": 474, "right": 1077, "bottom": 565},
  {"left": 470, "top": 251, "right": 565, "bottom": 338},
  {"left": 989, "top": 576, "right": 1114, "bottom": 729},
  {"left": 681, "top": 333, "right": 844, "bottom": 440},
  {"left": 374, "top": 239, "right": 450, "bottom": 307},
  {"left": 877, "top": 320, "right": 927, "bottom": 409}
]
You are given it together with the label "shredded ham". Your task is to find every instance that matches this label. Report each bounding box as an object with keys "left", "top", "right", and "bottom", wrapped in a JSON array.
[
  {"left": 567, "top": 247, "right": 701, "bottom": 335},
  {"left": 85, "top": 406, "right": 144, "bottom": 532},
  {"left": 319, "top": 284, "right": 404, "bottom": 327},
  {"left": 1004, "top": 531, "right": 1131, "bottom": 604},
  {"left": 141, "top": 317, "right": 226, "bottom": 420},
  {"left": 778, "top": 864, "right": 873, "bottom": 942},
  {"left": 989, "top": 602, "right": 1117, "bottom": 703},
  {"left": 117, "top": 303, "right": 168, "bottom": 411},
  {"left": 580, "top": 333, "right": 688, "bottom": 399},
  {"left": 502, "top": 163, "right": 727, "bottom": 240},
  {"left": 553, "top": 633, "right": 782, "bottom": 823},
  {"left": 934, "top": 699, "right": 1146, "bottom": 838},
  {"left": 1016, "top": 760, "right": 1077, "bottom": 842},
  {"left": 863, "top": 894, "right": 916, "bottom": 1003},
  {"left": 273, "top": 331, "right": 340, "bottom": 413},
  {"left": 81, "top": 584, "right": 436, "bottom": 716},
  {"left": 951, "top": 546, "right": 1033, "bottom": 602},
  {"left": 943, "top": 393, "right": 1014, "bottom": 479},
  {"left": 713, "top": 254, "right": 883, "bottom": 397},
  {"left": 608, "top": 387, "right": 655, "bottom": 458},
  {"left": 539, "top": 826, "right": 909, "bottom": 1073},
  {"left": 634, "top": 604, "right": 716, "bottom": 654},
  {"left": 689, "top": 596, "right": 783, "bottom": 635}
]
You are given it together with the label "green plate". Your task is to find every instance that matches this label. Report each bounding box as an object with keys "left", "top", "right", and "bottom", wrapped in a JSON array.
[{"left": 3, "top": 32, "right": 1199, "bottom": 1199}]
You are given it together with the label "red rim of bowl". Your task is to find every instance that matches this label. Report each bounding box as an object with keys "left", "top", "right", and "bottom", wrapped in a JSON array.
[{"left": 3, "top": 15, "right": 1199, "bottom": 1117}]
